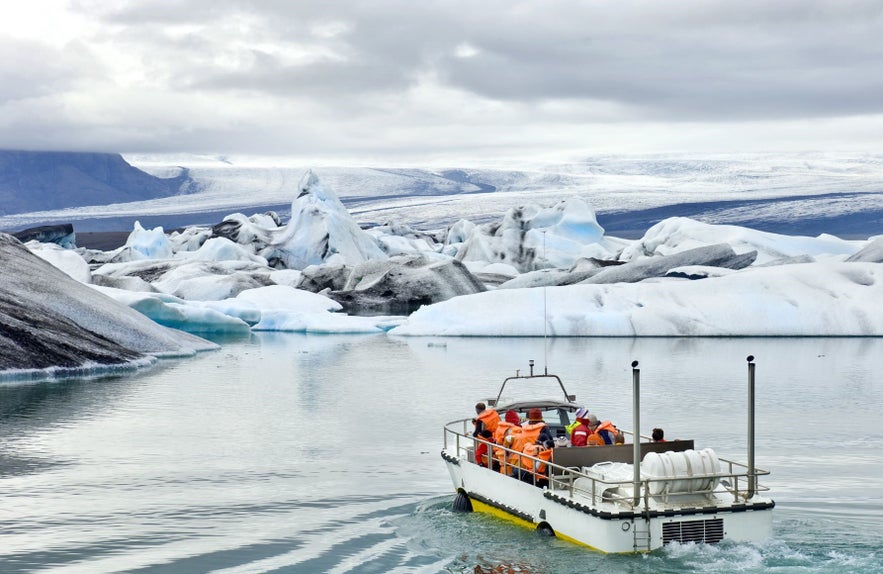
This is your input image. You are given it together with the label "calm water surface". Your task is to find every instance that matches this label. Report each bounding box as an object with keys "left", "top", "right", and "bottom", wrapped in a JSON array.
[{"left": 1, "top": 335, "right": 881, "bottom": 573}]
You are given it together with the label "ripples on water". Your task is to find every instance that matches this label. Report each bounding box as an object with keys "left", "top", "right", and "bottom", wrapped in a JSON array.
[{"left": 0, "top": 335, "right": 880, "bottom": 573}]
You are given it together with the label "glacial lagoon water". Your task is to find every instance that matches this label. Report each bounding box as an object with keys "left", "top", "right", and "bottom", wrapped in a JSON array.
[{"left": 1, "top": 334, "right": 881, "bottom": 573}]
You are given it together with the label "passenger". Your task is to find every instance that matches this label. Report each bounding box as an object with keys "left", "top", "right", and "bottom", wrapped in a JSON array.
[
  {"left": 584, "top": 414, "right": 606, "bottom": 446},
  {"left": 565, "top": 406, "right": 589, "bottom": 437},
  {"left": 535, "top": 440, "right": 554, "bottom": 488},
  {"left": 474, "top": 429, "right": 499, "bottom": 471},
  {"left": 518, "top": 441, "right": 552, "bottom": 487},
  {"left": 493, "top": 409, "right": 521, "bottom": 445},
  {"left": 497, "top": 432, "right": 522, "bottom": 475},
  {"left": 472, "top": 402, "right": 500, "bottom": 438},
  {"left": 519, "top": 408, "right": 554, "bottom": 447},
  {"left": 652, "top": 427, "right": 666, "bottom": 442},
  {"left": 594, "top": 417, "right": 620, "bottom": 445},
  {"left": 569, "top": 409, "right": 593, "bottom": 447}
]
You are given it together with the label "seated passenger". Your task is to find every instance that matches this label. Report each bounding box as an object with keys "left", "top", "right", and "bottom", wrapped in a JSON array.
[
  {"left": 652, "top": 427, "right": 666, "bottom": 442},
  {"left": 570, "top": 409, "right": 592, "bottom": 447},
  {"left": 493, "top": 409, "right": 521, "bottom": 445},
  {"left": 587, "top": 414, "right": 620, "bottom": 445},
  {"left": 518, "top": 441, "right": 552, "bottom": 488},
  {"left": 472, "top": 402, "right": 500, "bottom": 437},
  {"left": 565, "top": 406, "right": 589, "bottom": 437},
  {"left": 495, "top": 429, "right": 523, "bottom": 475},
  {"left": 584, "top": 414, "right": 606, "bottom": 446},
  {"left": 520, "top": 408, "right": 554, "bottom": 446},
  {"left": 474, "top": 429, "right": 499, "bottom": 471}
]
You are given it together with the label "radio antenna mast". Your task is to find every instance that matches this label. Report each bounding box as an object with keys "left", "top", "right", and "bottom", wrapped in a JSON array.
[{"left": 542, "top": 230, "right": 548, "bottom": 374}]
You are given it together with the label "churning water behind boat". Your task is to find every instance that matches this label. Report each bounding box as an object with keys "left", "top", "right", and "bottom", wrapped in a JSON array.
[{"left": 0, "top": 335, "right": 881, "bottom": 573}]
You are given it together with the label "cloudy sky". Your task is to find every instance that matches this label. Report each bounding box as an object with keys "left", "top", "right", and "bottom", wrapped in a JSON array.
[{"left": 2, "top": 0, "right": 883, "bottom": 164}]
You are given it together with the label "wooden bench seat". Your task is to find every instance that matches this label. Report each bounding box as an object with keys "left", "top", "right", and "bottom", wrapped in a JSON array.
[{"left": 550, "top": 439, "right": 695, "bottom": 474}]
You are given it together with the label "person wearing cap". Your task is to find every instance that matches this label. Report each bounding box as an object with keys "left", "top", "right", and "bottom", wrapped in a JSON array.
[
  {"left": 566, "top": 406, "right": 589, "bottom": 438},
  {"left": 517, "top": 408, "right": 554, "bottom": 447},
  {"left": 493, "top": 409, "right": 521, "bottom": 444},
  {"left": 570, "top": 409, "right": 593, "bottom": 447},
  {"left": 584, "top": 414, "right": 607, "bottom": 446},
  {"left": 589, "top": 414, "right": 620, "bottom": 445}
]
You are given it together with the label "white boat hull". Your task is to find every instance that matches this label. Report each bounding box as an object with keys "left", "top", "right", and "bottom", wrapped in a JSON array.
[{"left": 444, "top": 447, "right": 774, "bottom": 553}]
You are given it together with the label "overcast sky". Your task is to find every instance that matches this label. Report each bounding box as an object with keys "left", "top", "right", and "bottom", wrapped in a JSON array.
[{"left": 2, "top": 0, "right": 883, "bottom": 164}]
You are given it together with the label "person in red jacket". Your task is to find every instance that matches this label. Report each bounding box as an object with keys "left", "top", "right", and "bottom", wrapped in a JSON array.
[
  {"left": 474, "top": 429, "right": 498, "bottom": 470},
  {"left": 570, "top": 410, "right": 593, "bottom": 447},
  {"left": 652, "top": 428, "right": 666, "bottom": 442}
]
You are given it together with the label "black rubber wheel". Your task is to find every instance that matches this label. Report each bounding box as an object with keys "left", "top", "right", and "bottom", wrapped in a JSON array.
[{"left": 452, "top": 491, "right": 473, "bottom": 513}]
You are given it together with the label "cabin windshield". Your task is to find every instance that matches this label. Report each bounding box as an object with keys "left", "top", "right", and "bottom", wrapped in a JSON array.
[{"left": 494, "top": 374, "right": 572, "bottom": 405}]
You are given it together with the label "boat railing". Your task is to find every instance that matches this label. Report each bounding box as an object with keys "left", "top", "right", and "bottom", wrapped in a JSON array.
[{"left": 443, "top": 420, "right": 770, "bottom": 510}]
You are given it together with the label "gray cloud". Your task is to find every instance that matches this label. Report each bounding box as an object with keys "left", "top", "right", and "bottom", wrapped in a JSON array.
[{"left": 3, "top": 0, "right": 883, "bottom": 158}]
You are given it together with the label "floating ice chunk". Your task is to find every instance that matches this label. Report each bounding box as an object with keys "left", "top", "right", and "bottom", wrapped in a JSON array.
[
  {"left": 622, "top": 217, "right": 863, "bottom": 264},
  {"left": 125, "top": 221, "right": 174, "bottom": 260},
  {"left": 178, "top": 236, "right": 269, "bottom": 265},
  {"left": 235, "top": 285, "right": 342, "bottom": 313},
  {"left": 91, "top": 286, "right": 252, "bottom": 333}
]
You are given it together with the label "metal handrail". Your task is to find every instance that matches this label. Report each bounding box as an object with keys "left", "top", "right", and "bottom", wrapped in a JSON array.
[{"left": 443, "top": 422, "right": 771, "bottom": 510}]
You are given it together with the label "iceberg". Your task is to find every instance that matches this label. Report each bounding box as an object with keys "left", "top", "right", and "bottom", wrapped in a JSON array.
[
  {"left": 1, "top": 233, "right": 216, "bottom": 381},
  {"left": 272, "top": 170, "right": 386, "bottom": 269},
  {"left": 390, "top": 262, "right": 883, "bottom": 337}
]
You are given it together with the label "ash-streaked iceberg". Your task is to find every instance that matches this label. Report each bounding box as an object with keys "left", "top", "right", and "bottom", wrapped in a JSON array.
[
  {"left": 272, "top": 170, "right": 386, "bottom": 269},
  {"left": 0, "top": 233, "right": 216, "bottom": 381}
]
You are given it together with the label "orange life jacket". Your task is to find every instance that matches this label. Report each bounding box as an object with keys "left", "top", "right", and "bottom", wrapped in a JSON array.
[
  {"left": 493, "top": 421, "right": 519, "bottom": 444},
  {"left": 494, "top": 427, "right": 522, "bottom": 475},
  {"left": 536, "top": 447, "right": 553, "bottom": 477},
  {"left": 520, "top": 442, "right": 540, "bottom": 471},
  {"left": 517, "top": 421, "right": 547, "bottom": 447},
  {"left": 520, "top": 444, "right": 553, "bottom": 478},
  {"left": 476, "top": 408, "right": 500, "bottom": 434},
  {"left": 586, "top": 432, "right": 605, "bottom": 446},
  {"left": 596, "top": 420, "right": 618, "bottom": 444}
]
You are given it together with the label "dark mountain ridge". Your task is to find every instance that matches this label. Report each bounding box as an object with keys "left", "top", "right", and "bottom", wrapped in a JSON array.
[{"left": 0, "top": 150, "right": 186, "bottom": 215}]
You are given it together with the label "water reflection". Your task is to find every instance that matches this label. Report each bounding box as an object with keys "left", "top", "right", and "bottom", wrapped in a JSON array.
[{"left": 0, "top": 335, "right": 880, "bottom": 573}]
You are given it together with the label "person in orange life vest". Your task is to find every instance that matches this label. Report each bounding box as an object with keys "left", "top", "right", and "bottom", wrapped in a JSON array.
[
  {"left": 474, "top": 429, "right": 499, "bottom": 471},
  {"left": 652, "top": 428, "right": 666, "bottom": 442},
  {"left": 519, "top": 408, "right": 554, "bottom": 447},
  {"left": 472, "top": 402, "right": 500, "bottom": 438},
  {"left": 586, "top": 413, "right": 619, "bottom": 445},
  {"left": 519, "top": 439, "right": 554, "bottom": 487},
  {"left": 584, "top": 414, "right": 606, "bottom": 446},
  {"left": 493, "top": 409, "right": 521, "bottom": 445},
  {"left": 569, "top": 407, "right": 592, "bottom": 447},
  {"left": 497, "top": 431, "right": 523, "bottom": 475}
]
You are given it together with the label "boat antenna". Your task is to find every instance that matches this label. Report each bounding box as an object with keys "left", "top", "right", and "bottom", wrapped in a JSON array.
[{"left": 542, "top": 230, "right": 548, "bottom": 375}]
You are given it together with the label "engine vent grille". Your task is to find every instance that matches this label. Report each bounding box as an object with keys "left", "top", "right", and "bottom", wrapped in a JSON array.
[{"left": 662, "top": 518, "right": 724, "bottom": 544}]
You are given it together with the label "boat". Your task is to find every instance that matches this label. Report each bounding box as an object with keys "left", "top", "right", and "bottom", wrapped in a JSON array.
[{"left": 441, "top": 357, "right": 775, "bottom": 553}]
